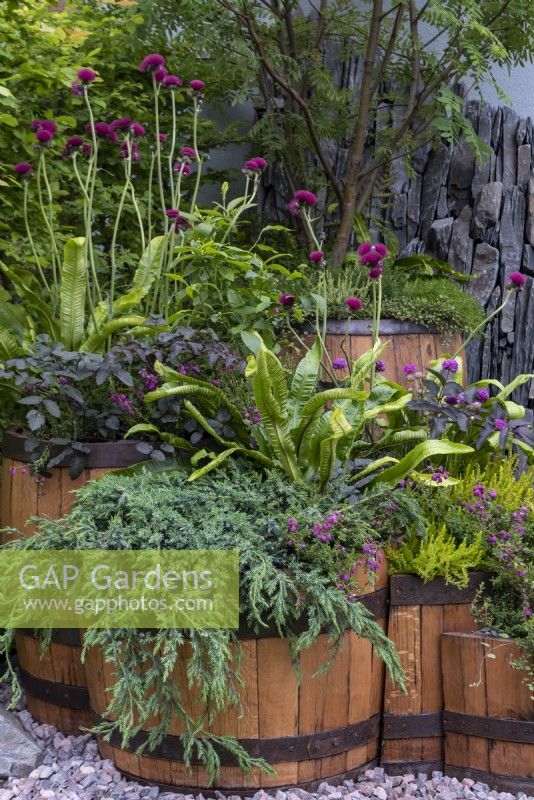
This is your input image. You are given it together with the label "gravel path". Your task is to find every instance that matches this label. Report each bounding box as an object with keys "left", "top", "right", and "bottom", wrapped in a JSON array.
[{"left": 1, "top": 688, "right": 532, "bottom": 800}]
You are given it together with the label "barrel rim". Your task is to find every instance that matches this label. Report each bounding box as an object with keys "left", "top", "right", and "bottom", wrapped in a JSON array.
[
  {"left": 389, "top": 572, "right": 489, "bottom": 605},
  {"left": 444, "top": 710, "right": 534, "bottom": 743},
  {"left": 2, "top": 428, "right": 148, "bottom": 468},
  {"left": 299, "top": 319, "right": 455, "bottom": 336}
]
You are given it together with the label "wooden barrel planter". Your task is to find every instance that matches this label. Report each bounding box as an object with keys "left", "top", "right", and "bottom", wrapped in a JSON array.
[
  {"left": 15, "top": 629, "right": 91, "bottom": 735},
  {"left": 300, "top": 320, "right": 463, "bottom": 387},
  {"left": 84, "top": 559, "right": 390, "bottom": 793},
  {"left": 380, "top": 572, "right": 488, "bottom": 775},
  {"left": 1, "top": 429, "right": 148, "bottom": 541},
  {"left": 1, "top": 429, "right": 148, "bottom": 735},
  {"left": 442, "top": 632, "right": 533, "bottom": 794}
]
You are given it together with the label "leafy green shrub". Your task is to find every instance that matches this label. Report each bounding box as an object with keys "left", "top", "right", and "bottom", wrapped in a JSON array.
[
  {"left": 387, "top": 524, "right": 486, "bottom": 588},
  {"left": 1, "top": 462, "right": 413, "bottom": 779}
]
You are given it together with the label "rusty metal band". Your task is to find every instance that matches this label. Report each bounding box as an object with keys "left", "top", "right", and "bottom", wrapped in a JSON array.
[
  {"left": 3, "top": 429, "right": 147, "bottom": 468},
  {"left": 19, "top": 628, "right": 82, "bottom": 647},
  {"left": 382, "top": 711, "right": 443, "bottom": 739},
  {"left": 444, "top": 765, "right": 533, "bottom": 794},
  {"left": 18, "top": 668, "right": 91, "bottom": 711},
  {"left": 444, "top": 710, "right": 534, "bottom": 744},
  {"left": 300, "top": 319, "right": 439, "bottom": 336},
  {"left": 94, "top": 713, "right": 381, "bottom": 765},
  {"left": 104, "top": 758, "right": 380, "bottom": 796},
  {"left": 389, "top": 573, "right": 489, "bottom": 606}
]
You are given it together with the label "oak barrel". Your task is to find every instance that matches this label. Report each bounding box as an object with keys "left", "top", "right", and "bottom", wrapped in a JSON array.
[
  {"left": 442, "top": 631, "right": 533, "bottom": 794},
  {"left": 84, "top": 559, "right": 390, "bottom": 792},
  {"left": 301, "top": 320, "right": 463, "bottom": 386},
  {"left": 2, "top": 429, "right": 147, "bottom": 734},
  {"left": 381, "top": 573, "right": 487, "bottom": 775}
]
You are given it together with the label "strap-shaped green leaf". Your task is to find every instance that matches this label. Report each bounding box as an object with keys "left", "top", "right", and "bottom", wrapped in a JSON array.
[
  {"left": 183, "top": 400, "right": 272, "bottom": 466},
  {"left": 60, "top": 237, "right": 87, "bottom": 350},
  {"left": 144, "top": 383, "right": 222, "bottom": 405},
  {"left": 124, "top": 422, "right": 192, "bottom": 451},
  {"left": 114, "top": 235, "right": 166, "bottom": 315},
  {"left": 79, "top": 315, "right": 149, "bottom": 353},
  {"left": 318, "top": 408, "right": 353, "bottom": 492},
  {"left": 356, "top": 439, "right": 474, "bottom": 487},
  {"left": 188, "top": 447, "right": 241, "bottom": 481},
  {"left": 495, "top": 374, "right": 534, "bottom": 402},
  {"left": 288, "top": 337, "right": 322, "bottom": 428},
  {"left": 293, "top": 387, "right": 367, "bottom": 451},
  {"left": 0, "top": 323, "right": 23, "bottom": 360}
]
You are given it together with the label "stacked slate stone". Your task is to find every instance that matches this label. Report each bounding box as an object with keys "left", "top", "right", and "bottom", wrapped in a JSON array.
[{"left": 386, "top": 100, "right": 533, "bottom": 408}]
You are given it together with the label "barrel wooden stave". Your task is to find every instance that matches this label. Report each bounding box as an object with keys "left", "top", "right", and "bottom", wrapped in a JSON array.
[
  {"left": 84, "top": 558, "right": 389, "bottom": 791},
  {"left": 442, "top": 632, "right": 534, "bottom": 791},
  {"left": 381, "top": 574, "right": 485, "bottom": 774}
]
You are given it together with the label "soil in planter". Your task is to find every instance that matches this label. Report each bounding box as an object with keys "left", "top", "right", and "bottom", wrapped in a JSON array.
[
  {"left": 442, "top": 631, "right": 534, "bottom": 794},
  {"left": 380, "top": 573, "right": 487, "bottom": 775},
  {"left": 83, "top": 560, "right": 390, "bottom": 792}
]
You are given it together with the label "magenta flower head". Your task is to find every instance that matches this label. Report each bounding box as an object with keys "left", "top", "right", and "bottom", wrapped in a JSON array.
[
  {"left": 495, "top": 418, "right": 507, "bottom": 431},
  {"left": 181, "top": 146, "right": 197, "bottom": 159},
  {"left": 287, "top": 198, "right": 300, "bottom": 216},
  {"left": 174, "top": 162, "right": 192, "bottom": 176},
  {"left": 309, "top": 250, "right": 324, "bottom": 263},
  {"left": 375, "top": 359, "right": 386, "bottom": 373},
  {"left": 154, "top": 66, "right": 168, "bottom": 83},
  {"left": 278, "top": 293, "right": 295, "bottom": 307},
  {"left": 13, "top": 162, "right": 32, "bottom": 177},
  {"left": 36, "top": 129, "right": 54, "bottom": 144},
  {"left": 110, "top": 117, "right": 132, "bottom": 131},
  {"left": 130, "top": 122, "right": 146, "bottom": 137},
  {"left": 357, "top": 242, "right": 387, "bottom": 265},
  {"left": 77, "top": 67, "right": 97, "bottom": 84},
  {"left": 508, "top": 271, "right": 526, "bottom": 290},
  {"left": 475, "top": 387, "right": 490, "bottom": 402},
  {"left": 190, "top": 79, "right": 205, "bottom": 91},
  {"left": 294, "top": 189, "right": 317, "bottom": 206},
  {"left": 244, "top": 156, "right": 267, "bottom": 172},
  {"left": 91, "top": 122, "right": 113, "bottom": 138},
  {"left": 31, "top": 119, "right": 57, "bottom": 135},
  {"left": 70, "top": 80, "right": 84, "bottom": 97},
  {"left": 368, "top": 266, "right": 383, "bottom": 280},
  {"left": 155, "top": 133, "right": 168, "bottom": 142},
  {"left": 163, "top": 74, "right": 183, "bottom": 89},
  {"left": 345, "top": 296, "right": 362, "bottom": 311},
  {"left": 332, "top": 357, "right": 348, "bottom": 370},
  {"left": 442, "top": 358, "right": 459, "bottom": 373},
  {"left": 63, "top": 136, "right": 85, "bottom": 156},
  {"left": 165, "top": 209, "right": 189, "bottom": 230},
  {"left": 139, "top": 53, "right": 166, "bottom": 73},
  {"left": 403, "top": 363, "right": 418, "bottom": 375}
]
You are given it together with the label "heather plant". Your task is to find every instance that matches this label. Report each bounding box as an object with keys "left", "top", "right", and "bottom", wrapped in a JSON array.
[{"left": 0, "top": 463, "right": 413, "bottom": 779}]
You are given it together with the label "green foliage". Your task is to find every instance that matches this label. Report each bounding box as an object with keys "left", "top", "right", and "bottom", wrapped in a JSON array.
[
  {"left": 387, "top": 525, "right": 486, "bottom": 588},
  {"left": 1, "top": 462, "right": 406, "bottom": 779}
]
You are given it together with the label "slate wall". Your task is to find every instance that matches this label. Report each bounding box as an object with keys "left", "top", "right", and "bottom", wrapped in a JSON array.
[{"left": 384, "top": 99, "right": 534, "bottom": 407}]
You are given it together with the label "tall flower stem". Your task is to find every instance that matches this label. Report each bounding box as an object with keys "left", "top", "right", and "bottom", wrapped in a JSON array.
[
  {"left": 220, "top": 177, "right": 255, "bottom": 244},
  {"left": 36, "top": 152, "right": 59, "bottom": 307},
  {"left": 128, "top": 175, "right": 146, "bottom": 253},
  {"left": 167, "top": 91, "right": 177, "bottom": 199},
  {"left": 110, "top": 143, "right": 132, "bottom": 311},
  {"left": 452, "top": 289, "right": 514, "bottom": 359},
  {"left": 189, "top": 97, "right": 203, "bottom": 213},
  {"left": 153, "top": 77, "right": 167, "bottom": 214},
  {"left": 71, "top": 153, "right": 98, "bottom": 326},
  {"left": 83, "top": 87, "right": 103, "bottom": 304},
  {"left": 38, "top": 152, "right": 60, "bottom": 290},
  {"left": 22, "top": 182, "right": 50, "bottom": 293},
  {"left": 144, "top": 151, "right": 156, "bottom": 317}
]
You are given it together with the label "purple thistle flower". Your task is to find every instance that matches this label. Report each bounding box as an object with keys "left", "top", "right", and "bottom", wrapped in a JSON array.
[
  {"left": 495, "top": 418, "right": 508, "bottom": 431},
  {"left": 403, "top": 363, "right": 418, "bottom": 375},
  {"left": 309, "top": 250, "right": 324, "bottom": 263},
  {"left": 174, "top": 162, "right": 192, "bottom": 176},
  {"left": 524, "top": 607, "right": 532, "bottom": 618},
  {"left": 474, "top": 387, "right": 490, "bottom": 402},
  {"left": 368, "top": 266, "right": 383, "bottom": 280},
  {"left": 36, "top": 129, "right": 54, "bottom": 143},
  {"left": 155, "top": 133, "right": 168, "bottom": 142},
  {"left": 442, "top": 358, "right": 459, "bottom": 373},
  {"left": 487, "top": 535, "right": 497, "bottom": 544},
  {"left": 375, "top": 359, "right": 386, "bottom": 373},
  {"left": 13, "top": 162, "right": 32, "bottom": 176},
  {"left": 287, "top": 198, "right": 300, "bottom": 216},
  {"left": 163, "top": 74, "right": 183, "bottom": 89},
  {"left": 180, "top": 146, "right": 197, "bottom": 159},
  {"left": 293, "top": 189, "right": 317, "bottom": 206},
  {"left": 63, "top": 136, "right": 86, "bottom": 156},
  {"left": 345, "top": 296, "right": 362, "bottom": 311},
  {"left": 357, "top": 242, "right": 387, "bottom": 265},
  {"left": 190, "top": 79, "right": 205, "bottom": 91},
  {"left": 278, "top": 293, "right": 295, "bottom": 307},
  {"left": 91, "top": 121, "right": 113, "bottom": 138},
  {"left": 110, "top": 117, "right": 132, "bottom": 131},
  {"left": 130, "top": 122, "right": 146, "bottom": 137},
  {"left": 70, "top": 80, "right": 84, "bottom": 97},
  {"left": 154, "top": 66, "right": 168, "bottom": 83},
  {"left": 332, "top": 357, "right": 348, "bottom": 370},
  {"left": 77, "top": 67, "right": 97, "bottom": 83},
  {"left": 508, "top": 271, "right": 526, "bottom": 290},
  {"left": 139, "top": 53, "right": 166, "bottom": 73}
]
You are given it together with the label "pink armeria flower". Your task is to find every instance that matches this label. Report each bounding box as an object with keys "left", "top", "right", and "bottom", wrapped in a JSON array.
[
  {"left": 190, "top": 79, "right": 205, "bottom": 91},
  {"left": 13, "top": 162, "right": 32, "bottom": 176},
  {"left": 357, "top": 242, "right": 387, "bottom": 265},
  {"left": 163, "top": 75, "right": 183, "bottom": 89},
  {"left": 508, "top": 271, "right": 526, "bottom": 290},
  {"left": 345, "top": 296, "right": 362, "bottom": 311},
  {"left": 130, "top": 122, "right": 146, "bottom": 137},
  {"left": 309, "top": 250, "right": 324, "bottom": 263},
  {"left": 139, "top": 53, "right": 166, "bottom": 73},
  {"left": 77, "top": 67, "right": 97, "bottom": 83},
  {"left": 180, "top": 146, "right": 197, "bottom": 159}
]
